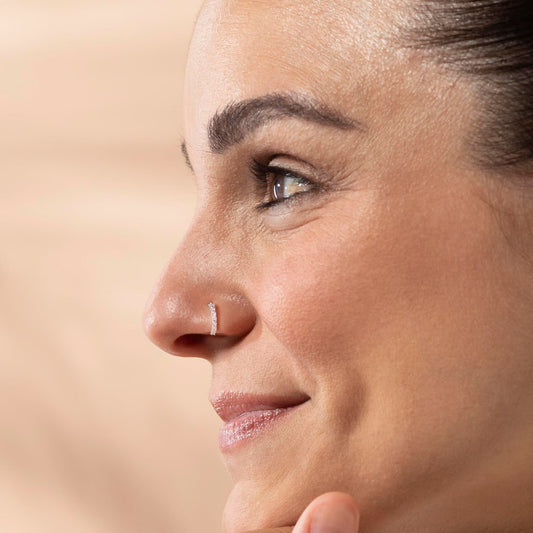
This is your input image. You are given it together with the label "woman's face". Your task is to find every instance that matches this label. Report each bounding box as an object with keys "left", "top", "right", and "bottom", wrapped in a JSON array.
[{"left": 145, "top": 0, "right": 533, "bottom": 531}]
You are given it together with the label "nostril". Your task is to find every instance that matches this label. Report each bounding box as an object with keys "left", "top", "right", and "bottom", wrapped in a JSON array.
[
  {"left": 171, "top": 333, "right": 245, "bottom": 357},
  {"left": 174, "top": 333, "right": 205, "bottom": 348},
  {"left": 174, "top": 334, "right": 206, "bottom": 351}
]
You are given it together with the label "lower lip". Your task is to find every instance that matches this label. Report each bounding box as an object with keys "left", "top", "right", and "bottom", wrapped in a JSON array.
[{"left": 219, "top": 405, "right": 302, "bottom": 451}]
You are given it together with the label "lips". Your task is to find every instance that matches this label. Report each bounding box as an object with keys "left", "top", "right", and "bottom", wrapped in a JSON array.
[{"left": 210, "top": 391, "right": 309, "bottom": 450}]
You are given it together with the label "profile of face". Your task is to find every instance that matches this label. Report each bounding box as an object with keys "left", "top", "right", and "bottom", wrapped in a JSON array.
[{"left": 145, "top": 0, "right": 533, "bottom": 531}]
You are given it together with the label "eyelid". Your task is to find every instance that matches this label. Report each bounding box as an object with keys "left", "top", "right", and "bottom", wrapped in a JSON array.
[{"left": 251, "top": 159, "right": 307, "bottom": 180}]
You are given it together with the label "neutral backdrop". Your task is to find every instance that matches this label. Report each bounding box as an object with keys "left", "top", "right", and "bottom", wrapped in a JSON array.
[{"left": 0, "top": 1, "right": 232, "bottom": 532}]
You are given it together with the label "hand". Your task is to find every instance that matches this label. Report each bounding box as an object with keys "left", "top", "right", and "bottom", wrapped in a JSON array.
[{"left": 246, "top": 492, "right": 360, "bottom": 533}]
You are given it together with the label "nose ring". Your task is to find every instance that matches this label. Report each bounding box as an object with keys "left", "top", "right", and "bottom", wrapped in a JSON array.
[{"left": 208, "top": 302, "right": 217, "bottom": 336}]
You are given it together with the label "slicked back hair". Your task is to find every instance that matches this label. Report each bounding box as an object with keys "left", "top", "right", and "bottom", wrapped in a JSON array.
[{"left": 405, "top": 0, "right": 532, "bottom": 173}]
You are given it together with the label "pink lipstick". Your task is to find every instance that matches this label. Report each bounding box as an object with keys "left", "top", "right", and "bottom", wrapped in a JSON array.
[{"left": 210, "top": 391, "right": 309, "bottom": 451}]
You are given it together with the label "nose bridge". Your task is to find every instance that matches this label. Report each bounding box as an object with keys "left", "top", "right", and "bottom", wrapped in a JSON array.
[
  {"left": 177, "top": 198, "right": 239, "bottom": 283},
  {"left": 178, "top": 210, "right": 221, "bottom": 281},
  {"left": 147, "top": 208, "right": 226, "bottom": 327},
  {"left": 144, "top": 204, "right": 255, "bottom": 357}
]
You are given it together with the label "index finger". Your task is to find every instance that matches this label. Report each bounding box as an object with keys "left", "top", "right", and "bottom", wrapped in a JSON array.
[{"left": 246, "top": 528, "right": 294, "bottom": 533}]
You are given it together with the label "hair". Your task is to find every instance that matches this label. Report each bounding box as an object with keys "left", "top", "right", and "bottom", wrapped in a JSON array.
[{"left": 405, "top": 0, "right": 533, "bottom": 174}]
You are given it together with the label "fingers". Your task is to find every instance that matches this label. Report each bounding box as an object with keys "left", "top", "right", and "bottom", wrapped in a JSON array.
[
  {"left": 293, "top": 492, "right": 359, "bottom": 533},
  {"left": 248, "top": 527, "right": 294, "bottom": 533}
]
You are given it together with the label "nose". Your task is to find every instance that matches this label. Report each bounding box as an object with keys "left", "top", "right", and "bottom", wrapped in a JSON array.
[{"left": 143, "top": 215, "right": 256, "bottom": 359}]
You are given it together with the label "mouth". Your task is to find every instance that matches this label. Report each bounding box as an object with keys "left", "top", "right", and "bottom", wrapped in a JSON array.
[{"left": 210, "top": 391, "right": 310, "bottom": 451}]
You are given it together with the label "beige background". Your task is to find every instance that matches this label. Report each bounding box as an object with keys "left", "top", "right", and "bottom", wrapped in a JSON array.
[{"left": 0, "top": 1, "right": 232, "bottom": 532}]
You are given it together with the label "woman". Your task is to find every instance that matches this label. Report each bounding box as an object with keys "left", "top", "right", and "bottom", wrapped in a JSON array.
[{"left": 144, "top": 0, "right": 533, "bottom": 531}]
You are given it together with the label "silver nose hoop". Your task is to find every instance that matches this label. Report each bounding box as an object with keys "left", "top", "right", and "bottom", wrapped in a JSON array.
[{"left": 208, "top": 302, "right": 217, "bottom": 336}]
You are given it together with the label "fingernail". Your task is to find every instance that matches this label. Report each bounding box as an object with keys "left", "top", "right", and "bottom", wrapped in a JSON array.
[{"left": 310, "top": 502, "right": 357, "bottom": 533}]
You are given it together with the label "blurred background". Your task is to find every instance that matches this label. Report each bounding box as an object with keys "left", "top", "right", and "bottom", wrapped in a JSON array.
[{"left": 0, "top": 1, "right": 231, "bottom": 531}]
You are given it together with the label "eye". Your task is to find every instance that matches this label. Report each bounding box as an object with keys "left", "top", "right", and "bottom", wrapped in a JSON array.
[{"left": 251, "top": 159, "right": 316, "bottom": 209}]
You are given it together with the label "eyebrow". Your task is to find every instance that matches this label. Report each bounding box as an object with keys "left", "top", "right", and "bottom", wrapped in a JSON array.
[{"left": 181, "top": 92, "right": 363, "bottom": 168}]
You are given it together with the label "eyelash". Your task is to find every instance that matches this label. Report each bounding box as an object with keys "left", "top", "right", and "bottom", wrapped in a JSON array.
[{"left": 250, "top": 159, "right": 317, "bottom": 210}]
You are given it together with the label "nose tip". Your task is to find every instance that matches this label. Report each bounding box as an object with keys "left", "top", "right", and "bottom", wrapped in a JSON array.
[
  {"left": 143, "top": 280, "right": 256, "bottom": 359},
  {"left": 143, "top": 288, "right": 211, "bottom": 357}
]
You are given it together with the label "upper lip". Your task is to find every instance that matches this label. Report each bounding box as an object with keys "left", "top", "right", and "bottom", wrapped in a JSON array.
[{"left": 210, "top": 391, "right": 310, "bottom": 423}]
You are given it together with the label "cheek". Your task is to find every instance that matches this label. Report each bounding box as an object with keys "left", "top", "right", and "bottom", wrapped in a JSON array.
[
  {"left": 252, "top": 192, "right": 507, "bottom": 449},
  {"left": 253, "top": 200, "right": 408, "bottom": 377},
  {"left": 251, "top": 210, "right": 390, "bottom": 431},
  {"left": 256, "top": 224, "right": 369, "bottom": 366}
]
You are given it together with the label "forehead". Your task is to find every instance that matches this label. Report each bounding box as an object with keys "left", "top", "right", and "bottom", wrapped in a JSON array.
[{"left": 184, "top": 0, "right": 412, "bottom": 134}]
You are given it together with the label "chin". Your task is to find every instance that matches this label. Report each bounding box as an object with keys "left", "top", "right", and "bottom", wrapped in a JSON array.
[
  {"left": 221, "top": 481, "right": 307, "bottom": 533},
  {"left": 221, "top": 490, "right": 267, "bottom": 533}
]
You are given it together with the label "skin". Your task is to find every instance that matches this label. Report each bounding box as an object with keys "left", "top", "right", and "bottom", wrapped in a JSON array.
[{"left": 144, "top": 0, "right": 533, "bottom": 531}]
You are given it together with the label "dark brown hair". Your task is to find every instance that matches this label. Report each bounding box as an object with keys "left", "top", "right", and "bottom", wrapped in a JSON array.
[{"left": 406, "top": 0, "right": 532, "bottom": 172}]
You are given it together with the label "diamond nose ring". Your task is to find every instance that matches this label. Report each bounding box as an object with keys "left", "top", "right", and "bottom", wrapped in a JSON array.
[{"left": 208, "top": 302, "right": 217, "bottom": 336}]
